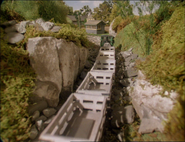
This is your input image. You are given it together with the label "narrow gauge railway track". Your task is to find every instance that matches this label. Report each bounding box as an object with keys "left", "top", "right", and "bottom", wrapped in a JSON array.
[{"left": 39, "top": 36, "right": 116, "bottom": 142}]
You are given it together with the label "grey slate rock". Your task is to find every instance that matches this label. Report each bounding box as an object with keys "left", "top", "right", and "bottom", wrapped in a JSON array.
[
  {"left": 111, "top": 107, "right": 125, "bottom": 128},
  {"left": 124, "top": 68, "right": 138, "bottom": 77},
  {"left": 113, "top": 89, "right": 122, "bottom": 96},
  {"left": 43, "top": 115, "right": 55, "bottom": 128},
  {"left": 120, "top": 78, "right": 130, "bottom": 87},
  {"left": 124, "top": 61, "right": 130, "bottom": 67},
  {"left": 16, "top": 21, "right": 30, "bottom": 34},
  {"left": 85, "top": 60, "right": 92, "bottom": 69},
  {"left": 138, "top": 106, "right": 163, "bottom": 134},
  {"left": 30, "top": 125, "right": 38, "bottom": 140},
  {"left": 35, "top": 23, "right": 44, "bottom": 32},
  {"left": 131, "top": 54, "right": 138, "bottom": 60},
  {"left": 4, "top": 32, "right": 24, "bottom": 44},
  {"left": 120, "top": 51, "right": 132, "bottom": 58},
  {"left": 80, "top": 71, "right": 87, "bottom": 79},
  {"left": 36, "top": 120, "right": 44, "bottom": 131},
  {"left": 32, "top": 110, "right": 40, "bottom": 122},
  {"left": 128, "top": 47, "right": 133, "bottom": 52},
  {"left": 50, "top": 26, "right": 61, "bottom": 33},
  {"left": 4, "top": 25, "right": 17, "bottom": 33},
  {"left": 124, "top": 105, "right": 135, "bottom": 124},
  {"left": 41, "top": 22, "right": 54, "bottom": 31},
  {"left": 124, "top": 56, "right": 132, "bottom": 63},
  {"left": 117, "top": 131, "right": 125, "bottom": 142},
  {"left": 111, "top": 105, "right": 135, "bottom": 128},
  {"left": 36, "top": 115, "right": 47, "bottom": 122},
  {"left": 35, "top": 18, "right": 45, "bottom": 25},
  {"left": 43, "top": 108, "right": 56, "bottom": 118},
  {"left": 1, "top": 20, "right": 17, "bottom": 27},
  {"left": 28, "top": 100, "right": 48, "bottom": 115}
]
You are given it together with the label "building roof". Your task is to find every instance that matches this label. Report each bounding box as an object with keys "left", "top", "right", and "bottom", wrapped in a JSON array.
[
  {"left": 87, "top": 14, "right": 94, "bottom": 19},
  {"left": 67, "top": 15, "right": 88, "bottom": 22},
  {"left": 85, "top": 20, "right": 105, "bottom": 25}
]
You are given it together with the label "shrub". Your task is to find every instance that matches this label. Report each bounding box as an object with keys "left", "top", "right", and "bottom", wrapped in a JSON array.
[
  {"left": 23, "top": 23, "right": 90, "bottom": 48},
  {"left": 37, "top": 1, "right": 68, "bottom": 23},
  {"left": 0, "top": 36, "right": 36, "bottom": 141}
]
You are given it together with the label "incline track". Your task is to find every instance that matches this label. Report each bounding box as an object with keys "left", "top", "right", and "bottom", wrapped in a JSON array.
[{"left": 39, "top": 43, "right": 116, "bottom": 142}]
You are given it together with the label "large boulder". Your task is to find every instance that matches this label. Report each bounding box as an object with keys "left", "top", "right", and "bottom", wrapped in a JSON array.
[
  {"left": 128, "top": 70, "right": 178, "bottom": 133},
  {"left": 27, "top": 37, "right": 62, "bottom": 107},
  {"left": 79, "top": 47, "right": 89, "bottom": 72},
  {"left": 56, "top": 39, "right": 80, "bottom": 92}
]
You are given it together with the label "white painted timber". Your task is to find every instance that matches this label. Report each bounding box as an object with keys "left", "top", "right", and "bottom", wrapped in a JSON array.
[
  {"left": 100, "top": 46, "right": 115, "bottom": 52},
  {"left": 96, "top": 51, "right": 115, "bottom": 60},
  {"left": 39, "top": 43, "right": 116, "bottom": 142},
  {"left": 76, "top": 71, "right": 113, "bottom": 98},
  {"left": 39, "top": 93, "right": 107, "bottom": 142},
  {"left": 91, "top": 59, "right": 116, "bottom": 73}
]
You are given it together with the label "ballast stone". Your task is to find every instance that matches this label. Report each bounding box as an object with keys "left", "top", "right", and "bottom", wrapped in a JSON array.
[
  {"left": 28, "top": 100, "right": 48, "bottom": 115},
  {"left": 43, "top": 108, "right": 56, "bottom": 118},
  {"left": 32, "top": 110, "right": 40, "bottom": 122},
  {"left": 30, "top": 125, "right": 38, "bottom": 140}
]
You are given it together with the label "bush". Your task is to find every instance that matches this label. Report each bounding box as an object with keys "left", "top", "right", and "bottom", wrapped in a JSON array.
[
  {"left": 23, "top": 23, "right": 90, "bottom": 48},
  {"left": 0, "top": 35, "right": 36, "bottom": 141}
]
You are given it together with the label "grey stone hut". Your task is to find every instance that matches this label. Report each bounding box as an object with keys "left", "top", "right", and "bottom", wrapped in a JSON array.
[{"left": 85, "top": 14, "right": 105, "bottom": 34}]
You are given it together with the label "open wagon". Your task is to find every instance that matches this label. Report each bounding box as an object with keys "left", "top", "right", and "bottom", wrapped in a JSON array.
[{"left": 39, "top": 93, "right": 107, "bottom": 142}]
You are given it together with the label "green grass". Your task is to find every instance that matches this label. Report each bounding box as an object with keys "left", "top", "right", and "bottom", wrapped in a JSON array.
[
  {"left": 0, "top": 37, "right": 36, "bottom": 141},
  {"left": 114, "top": 22, "right": 147, "bottom": 57}
]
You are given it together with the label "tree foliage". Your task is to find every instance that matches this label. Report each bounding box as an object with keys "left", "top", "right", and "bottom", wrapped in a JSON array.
[
  {"left": 93, "top": 0, "right": 113, "bottom": 24},
  {"left": 115, "top": 0, "right": 133, "bottom": 19},
  {"left": 80, "top": 5, "right": 92, "bottom": 16},
  {"left": 1, "top": 0, "right": 68, "bottom": 23}
]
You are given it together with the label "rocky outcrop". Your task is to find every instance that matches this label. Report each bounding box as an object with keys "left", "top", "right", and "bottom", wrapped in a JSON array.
[
  {"left": 27, "top": 37, "right": 88, "bottom": 107},
  {"left": 116, "top": 47, "right": 178, "bottom": 134},
  {"left": 1, "top": 18, "right": 61, "bottom": 44},
  {"left": 27, "top": 37, "right": 62, "bottom": 107},
  {"left": 128, "top": 70, "right": 178, "bottom": 134}
]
